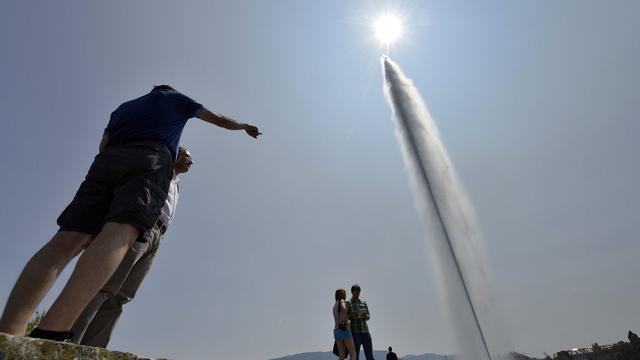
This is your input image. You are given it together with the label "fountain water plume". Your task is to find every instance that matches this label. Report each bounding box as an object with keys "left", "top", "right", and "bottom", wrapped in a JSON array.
[{"left": 382, "top": 56, "right": 500, "bottom": 360}]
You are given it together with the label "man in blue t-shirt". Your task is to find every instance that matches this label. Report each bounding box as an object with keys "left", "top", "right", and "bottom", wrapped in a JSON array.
[{"left": 0, "top": 85, "right": 261, "bottom": 341}]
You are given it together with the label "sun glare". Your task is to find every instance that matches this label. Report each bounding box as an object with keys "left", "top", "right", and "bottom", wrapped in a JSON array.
[{"left": 374, "top": 14, "right": 403, "bottom": 46}]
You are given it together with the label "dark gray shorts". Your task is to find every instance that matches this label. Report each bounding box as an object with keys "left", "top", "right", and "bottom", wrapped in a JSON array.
[{"left": 57, "top": 140, "right": 173, "bottom": 235}]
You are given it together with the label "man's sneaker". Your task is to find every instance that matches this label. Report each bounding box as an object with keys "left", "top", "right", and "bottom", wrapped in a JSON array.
[{"left": 28, "top": 327, "right": 74, "bottom": 342}]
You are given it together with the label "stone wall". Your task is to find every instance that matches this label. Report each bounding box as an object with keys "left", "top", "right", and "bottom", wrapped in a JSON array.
[{"left": 0, "top": 332, "right": 169, "bottom": 360}]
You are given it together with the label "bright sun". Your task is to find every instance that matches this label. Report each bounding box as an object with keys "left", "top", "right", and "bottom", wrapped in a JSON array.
[{"left": 374, "top": 14, "right": 403, "bottom": 45}]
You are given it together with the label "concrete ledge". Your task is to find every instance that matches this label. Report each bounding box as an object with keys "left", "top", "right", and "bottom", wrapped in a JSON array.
[{"left": 0, "top": 332, "right": 169, "bottom": 360}]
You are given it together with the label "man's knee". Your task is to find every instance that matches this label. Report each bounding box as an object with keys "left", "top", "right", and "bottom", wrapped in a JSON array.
[
  {"left": 97, "top": 283, "right": 135, "bottom": 306},
  {"left": 111, "top": 293, "right": 133, "bottom": 307},
  {"left": 50, "top": 231, "right": 93, "bottom": 257},
  {"left": 100, "top": 222, "right": 140, "bottom": 245},
  {"left": 95, "top": 284, "right": 120, "bottom": 302},
  {"left": 96, "top": 294, "right": 129, "bottom": 318},
  {"left": 102, "top": 222, "right": 140, "bottom": 236}
]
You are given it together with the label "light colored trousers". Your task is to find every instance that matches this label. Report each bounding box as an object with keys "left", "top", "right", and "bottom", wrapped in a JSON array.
[{"left": 70, "top": 225, "right": 163, "bottom": 347}]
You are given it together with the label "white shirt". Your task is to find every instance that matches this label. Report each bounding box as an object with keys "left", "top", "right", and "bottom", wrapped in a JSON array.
[{"left": 158, "top": 174, "right": 180, "bottom": 228}]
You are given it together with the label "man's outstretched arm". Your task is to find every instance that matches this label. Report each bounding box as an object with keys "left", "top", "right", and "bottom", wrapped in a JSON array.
[{"left": 195, "top": 108, "right": 261, "bottom": 139}]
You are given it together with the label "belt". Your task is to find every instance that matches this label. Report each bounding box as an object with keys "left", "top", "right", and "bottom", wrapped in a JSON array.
[
  {"left": 110, "top": 138, "right": 165, "bottom": 147},
  {"left": 107, "top": 139, "right": 171, "bottom": 156},
  {"left": 155, "top": 218, "right": 168, "bottom": 234}
]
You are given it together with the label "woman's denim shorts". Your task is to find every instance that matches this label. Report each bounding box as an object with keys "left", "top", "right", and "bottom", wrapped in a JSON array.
[{"left": 334, "top": 328, "right": 352, "bottom": 341}]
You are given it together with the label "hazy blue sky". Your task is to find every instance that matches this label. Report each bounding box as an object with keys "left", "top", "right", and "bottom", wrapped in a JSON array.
[{"left": 1, "top": 1, "right": 639, "bottom": 359}]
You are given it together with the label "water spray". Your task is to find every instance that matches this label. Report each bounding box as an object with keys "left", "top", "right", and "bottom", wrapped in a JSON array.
[{"left": 382, "top": 56, "right": 493, "bottom": 360}]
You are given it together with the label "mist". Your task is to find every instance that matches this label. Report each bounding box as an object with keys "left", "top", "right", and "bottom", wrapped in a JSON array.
[{"left": 382, "top": 56, "right": 508, "bottom": 360}]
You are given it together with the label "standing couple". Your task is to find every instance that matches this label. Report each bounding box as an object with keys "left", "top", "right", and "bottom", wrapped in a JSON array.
[{"left": 333, "top": 284, "right": 375, "bottom": 360}]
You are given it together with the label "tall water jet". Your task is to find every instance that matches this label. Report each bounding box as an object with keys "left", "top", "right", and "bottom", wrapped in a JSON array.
[{"left": 382, "top": 56, "right": 499, "bottom": 360}]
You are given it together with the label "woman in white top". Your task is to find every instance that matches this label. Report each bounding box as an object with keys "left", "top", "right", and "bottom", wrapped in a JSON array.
[{"left": 333, "top": 288, "right": 356, "bottom": 360}]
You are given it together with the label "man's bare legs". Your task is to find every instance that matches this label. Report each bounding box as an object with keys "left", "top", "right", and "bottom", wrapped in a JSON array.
[
  {"left": 0, "top": 222, "right": 139, "bottom": 335},
  {"left": 0, "top": 231, "right": 92, "bottom": 335},
  {"left": 36, "top": 222, "right": 139, "bottom": 332}
]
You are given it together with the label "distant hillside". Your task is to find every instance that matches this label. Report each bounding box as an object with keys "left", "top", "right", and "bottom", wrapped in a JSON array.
[{"left": 269, "top": 351, "right": 452, "bottom": 360}]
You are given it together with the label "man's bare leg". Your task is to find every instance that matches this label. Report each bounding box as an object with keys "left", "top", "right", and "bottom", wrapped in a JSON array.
[
  {"left": 0, "top": 231, "right": 92, "bottom": 335},
  {"left": 36, "top": 222, "right": 139, "bottom": 333}
]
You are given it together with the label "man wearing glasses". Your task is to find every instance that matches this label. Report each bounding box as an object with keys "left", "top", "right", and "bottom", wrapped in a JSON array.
[{"left": 70, "top": 146, "right": 193, "bottom": 347}]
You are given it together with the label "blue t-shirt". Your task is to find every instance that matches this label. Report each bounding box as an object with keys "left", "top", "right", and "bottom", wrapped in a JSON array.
[{"left": 105, "top": 90, "right": 204, "bottom": 159}]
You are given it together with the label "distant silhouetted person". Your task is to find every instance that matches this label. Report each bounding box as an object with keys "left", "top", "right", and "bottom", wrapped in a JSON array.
[
  {"left": 347, "top": 284, "right": 374, "bottom": 360},
  {"left": 333, "top": 288, "right": 357, "bottom": 360},
  {"left": 386, "top": 347, "right": 398, "bottom": 360},
  {"left": 0, "top": 85, "right": 260, "bottom": 340}
]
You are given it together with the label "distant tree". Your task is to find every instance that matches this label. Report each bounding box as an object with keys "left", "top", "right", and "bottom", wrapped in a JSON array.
[
  {"left": 605, "top": 341, "right": 637, "bottom": 360},
  {"left": 541, "top": 331, "right": 640, "bottom": 360},
  {"left": 508, "top": 351, "right": 532, "bottom": 360},
  {"left": 589, "top": 342, "right": 604, "bottom": 360}
]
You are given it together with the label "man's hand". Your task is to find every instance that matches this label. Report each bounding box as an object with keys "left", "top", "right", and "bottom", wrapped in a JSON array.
[
  {"left": 196, "top": 108, "right": 262, "bottom": 139},
  {"left": 243, "top": 124, "right": 262, "bottom": 139}
]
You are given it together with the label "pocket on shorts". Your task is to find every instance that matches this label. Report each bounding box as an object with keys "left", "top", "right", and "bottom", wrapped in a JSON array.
[
  {"left": 130, "top": 236, "right": 150, "bottom": 254},
  {"left": 135, "top": 232, "right": 149, "bottom": 243}
]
